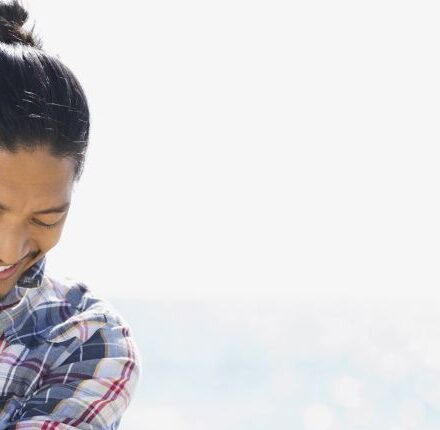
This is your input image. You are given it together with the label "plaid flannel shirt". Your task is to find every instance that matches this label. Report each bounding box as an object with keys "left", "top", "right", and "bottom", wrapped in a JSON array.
[{"left": 0, "top": 256, "right": 141, "bottom": 429}]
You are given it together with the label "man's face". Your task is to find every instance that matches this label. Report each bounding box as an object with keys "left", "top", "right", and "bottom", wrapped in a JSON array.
[{"left": 0, "top": 146, "right": 75, "bottom": 297}]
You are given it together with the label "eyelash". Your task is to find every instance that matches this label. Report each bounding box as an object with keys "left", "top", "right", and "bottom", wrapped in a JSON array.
[{"left": 32, "top": 220, "right": 59, "bottom": 229}]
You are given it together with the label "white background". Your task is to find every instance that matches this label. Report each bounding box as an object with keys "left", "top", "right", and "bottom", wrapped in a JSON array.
[{"left": 22, "top": 0, "right": 440, "bottom": 301}]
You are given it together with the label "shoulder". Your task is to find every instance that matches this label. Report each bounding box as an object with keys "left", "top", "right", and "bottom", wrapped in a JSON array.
[
  {"left": 23, "top": 274, "right": 142, "bottom": 377},
  {"left": 39, "top": 275, "right": 132, "bottom": 343}
]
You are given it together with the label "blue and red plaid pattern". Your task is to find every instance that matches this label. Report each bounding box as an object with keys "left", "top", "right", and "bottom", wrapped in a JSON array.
[{"left": 0, "top": 256, "right": 141, "bottom": 429}]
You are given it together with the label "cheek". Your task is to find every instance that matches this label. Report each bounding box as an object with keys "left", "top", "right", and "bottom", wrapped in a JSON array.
[{"left": 35, "top": 225, "right": 65, "bottom": 252}]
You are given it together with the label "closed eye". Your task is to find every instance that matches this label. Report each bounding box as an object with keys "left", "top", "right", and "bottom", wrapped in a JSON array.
[{"left": 32, "top": 219, "right": 61, "bottom": 229}]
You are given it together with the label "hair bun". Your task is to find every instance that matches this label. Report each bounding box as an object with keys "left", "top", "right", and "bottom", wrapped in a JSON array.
[{"left": 0, "top": 0, "right": 42, "bottom": 48}]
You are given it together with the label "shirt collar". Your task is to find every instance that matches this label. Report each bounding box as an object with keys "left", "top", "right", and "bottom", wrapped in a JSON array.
[{"left": 16, "top": 255, "right": 47, "bottom": 289}]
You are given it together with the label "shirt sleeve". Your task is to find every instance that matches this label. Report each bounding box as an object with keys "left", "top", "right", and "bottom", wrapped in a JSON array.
[{"left": 4, "top": 316, "right": 142, "bottom": 430}]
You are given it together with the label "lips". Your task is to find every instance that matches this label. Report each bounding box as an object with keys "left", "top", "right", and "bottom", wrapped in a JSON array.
[{"left": 0, "top": 262, "right": 19, "bottom": 280}]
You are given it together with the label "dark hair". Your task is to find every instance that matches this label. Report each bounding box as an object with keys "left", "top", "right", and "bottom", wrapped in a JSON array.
[{"left": 0, "top": 0, "right": 90, "bottom": 182}]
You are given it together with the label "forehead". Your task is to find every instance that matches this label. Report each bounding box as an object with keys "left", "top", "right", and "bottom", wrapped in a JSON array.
[{"left": 0, "top": 147, "right": 74, "bottom": 201}]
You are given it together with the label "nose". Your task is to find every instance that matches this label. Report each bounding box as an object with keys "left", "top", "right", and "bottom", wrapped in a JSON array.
[{"left": 0, "top": 223, "right": 31, "bottom": 265}]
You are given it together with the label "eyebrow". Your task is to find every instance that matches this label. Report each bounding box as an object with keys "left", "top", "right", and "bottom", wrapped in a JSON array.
[{"left": 0, "top": 201, "right": 71, "bottom": 215}]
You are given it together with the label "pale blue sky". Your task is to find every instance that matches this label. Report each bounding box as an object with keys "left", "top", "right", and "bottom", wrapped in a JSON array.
[{"left": 119, "top": 298, "right": 440, "bottom": 429}]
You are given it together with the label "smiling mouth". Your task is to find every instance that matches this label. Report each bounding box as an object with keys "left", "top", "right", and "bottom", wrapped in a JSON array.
[
  {"left": 0, "top": 253, "right": 37, "bottom": 271},
  {"left": 0, "top": 262, "right": 20, "bottom": 279}
]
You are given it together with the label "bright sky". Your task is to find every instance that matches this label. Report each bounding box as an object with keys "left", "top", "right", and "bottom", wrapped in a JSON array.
[
  {"left": 21, "top": 0, "right": 440, "bottom": 301},
  {"left": 117, "top": 297, "right": 440, "bottom": 429}
]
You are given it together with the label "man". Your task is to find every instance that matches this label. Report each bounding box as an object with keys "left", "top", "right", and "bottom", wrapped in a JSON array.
[{"left": 0, "top": 148, "right": 141, "bottom": 428}]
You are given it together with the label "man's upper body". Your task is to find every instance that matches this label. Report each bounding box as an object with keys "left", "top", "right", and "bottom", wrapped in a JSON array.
[{"left": 0, "top": 256, "right": 141, "bottom": 430}]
